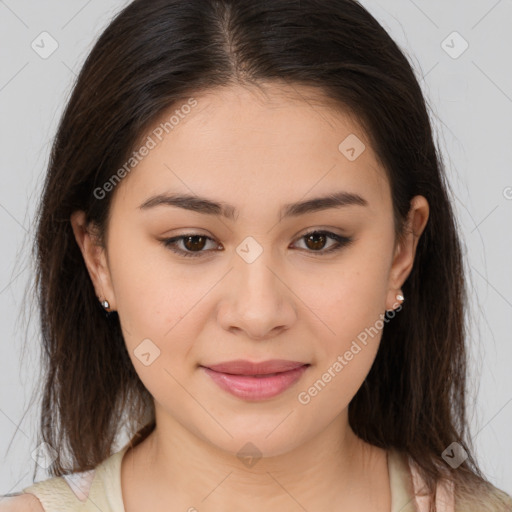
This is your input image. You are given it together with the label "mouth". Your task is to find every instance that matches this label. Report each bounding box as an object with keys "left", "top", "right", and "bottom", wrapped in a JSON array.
[{"left": 200, "top": 360, "right": 311, "bottom": 400}]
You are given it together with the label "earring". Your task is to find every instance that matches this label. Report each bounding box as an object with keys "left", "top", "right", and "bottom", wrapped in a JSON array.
[
  {"left": 386, "top": 291, "right": 404, "bottom": 314},
  {"left": 100, "top": 298, "right": 110, "bottom": 310}
]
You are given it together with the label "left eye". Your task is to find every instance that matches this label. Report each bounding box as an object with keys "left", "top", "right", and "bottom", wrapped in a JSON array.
[
  {"left": 161, "top": 230, "right": 352, "bottom": 258},
  {"left": 162, "top": 234, "right": 220, "bottom": 258}
]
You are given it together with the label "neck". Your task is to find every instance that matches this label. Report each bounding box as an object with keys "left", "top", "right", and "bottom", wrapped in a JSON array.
[{"left": 121, "top": 409, "right": 390, "bottom": 511}]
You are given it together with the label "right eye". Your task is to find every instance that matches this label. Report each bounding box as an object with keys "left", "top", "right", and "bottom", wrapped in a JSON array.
[{"left": 161, "top": 234, "right": 222, "bottom": 258}]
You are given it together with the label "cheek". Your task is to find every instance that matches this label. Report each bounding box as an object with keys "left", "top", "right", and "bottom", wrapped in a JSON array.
[
  {"left": 111, "top": 257, "right": 211, "bottom": 403},
  {"left": 297, "top": 244, "right": 392, "bottom": 397},
  {"left": 307, "top": 248, "right": 391, "bottom": 343},
  {"left": 308, "top": 280, "right": 385, "bottom": 378},
  {"left": 296, "top": 298, "right": 385, "bottom": 420},
  {"left": 107, "top": 232, "right": 210, "bottom": 357}
]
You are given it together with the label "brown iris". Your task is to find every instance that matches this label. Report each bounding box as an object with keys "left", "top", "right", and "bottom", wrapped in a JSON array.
[
  {"left": 303, "top": 232, "right": 328, "bottom": 251},
  {"left": 183, "top": 235, "right": 208, "bottom": 251}
]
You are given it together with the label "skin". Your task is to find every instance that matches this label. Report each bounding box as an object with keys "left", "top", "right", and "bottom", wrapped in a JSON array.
[{"left": 69, "top": 82, "right": 429, "bottom": 512}]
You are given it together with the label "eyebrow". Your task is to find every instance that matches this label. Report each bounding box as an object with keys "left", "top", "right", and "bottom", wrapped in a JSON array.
[{"left": 138, "top": 191, "right": 368, "bottom": 221}]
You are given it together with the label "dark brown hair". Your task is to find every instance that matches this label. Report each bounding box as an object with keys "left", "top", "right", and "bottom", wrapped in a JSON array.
[{"left": 17, "top": 0, "right": 510, "bottom": 509}]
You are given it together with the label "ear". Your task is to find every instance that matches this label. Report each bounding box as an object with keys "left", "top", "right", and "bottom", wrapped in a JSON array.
[
  {"left": 70, "top": 210, "right": 116, "bottom": 310},
  {"left": 385, "top": 195, "right": 429, "bottom": 310}
]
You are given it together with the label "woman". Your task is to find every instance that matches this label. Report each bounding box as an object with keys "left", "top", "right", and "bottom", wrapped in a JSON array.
[{"left": 1, "top": 0, "right": 511, "bottom": 510}]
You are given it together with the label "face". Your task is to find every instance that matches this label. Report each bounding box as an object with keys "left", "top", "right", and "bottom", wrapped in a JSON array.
[{"left": 72, "top": 83, "right": 428, "bottom": 458}]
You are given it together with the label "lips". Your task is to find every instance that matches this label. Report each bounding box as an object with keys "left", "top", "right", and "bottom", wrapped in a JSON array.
[
  {"left": 203, "top": 359, "right": 308, "bottom": 376},
  {"left": 200, "top": 359, "right": 310, "bottom": 400}
]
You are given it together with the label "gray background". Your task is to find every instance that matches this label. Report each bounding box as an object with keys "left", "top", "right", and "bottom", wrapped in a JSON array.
[{"left": 1, "top": 0, "right": 511, "bottom": 497}]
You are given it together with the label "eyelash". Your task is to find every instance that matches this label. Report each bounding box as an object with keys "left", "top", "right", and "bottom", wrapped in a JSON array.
[{"left": 161, "top": 230, "right": 353, "bottom": 258}]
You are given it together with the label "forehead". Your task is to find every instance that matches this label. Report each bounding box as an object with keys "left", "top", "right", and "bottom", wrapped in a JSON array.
[{"left": 110, "top": 82, "right": 390, "bottom": 217}]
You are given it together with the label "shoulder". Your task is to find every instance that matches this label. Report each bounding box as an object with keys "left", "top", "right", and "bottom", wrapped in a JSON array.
[
  {"left": 455, "top": 483, "right": 512, "bottom": 512},
  {"left": 403, "top": 450, "right": 512, "bottom": 512},
  {"left": 0, "top": 467, "right": 98, "bottom": 512},
  {"left": 0, "top": 446, "right": 128, "bottom": 512},
  {"left": 0, "top": 493, "right": 44, "bottom": 511}
]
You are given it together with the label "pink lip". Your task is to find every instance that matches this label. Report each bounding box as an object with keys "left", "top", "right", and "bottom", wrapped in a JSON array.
[
  {"left": 200, "top": 360, "right": 310, "bottom": 400},
  {"left": 204, "top": 359, "right": 307, "bottom": 375}
]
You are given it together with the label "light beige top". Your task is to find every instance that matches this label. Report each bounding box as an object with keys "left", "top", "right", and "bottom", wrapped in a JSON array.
[{"left": 3, "top": 443, "right": 511, "bottom": 511}]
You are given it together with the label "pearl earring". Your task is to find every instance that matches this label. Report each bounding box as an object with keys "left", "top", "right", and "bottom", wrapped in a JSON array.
[
  {"left": 396, "top": 293, "right": 404, "bottom": 302},
  {"left": 100, "top": 298, "right": 110, "bottom": 310}
]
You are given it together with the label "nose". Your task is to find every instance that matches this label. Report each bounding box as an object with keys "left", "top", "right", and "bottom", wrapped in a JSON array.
[{"left": 216, "top": 248, "right": 298, "bottom": 340}]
